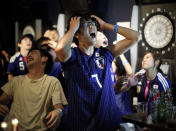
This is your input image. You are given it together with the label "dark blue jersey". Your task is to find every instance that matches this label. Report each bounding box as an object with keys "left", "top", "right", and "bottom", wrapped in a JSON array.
[
  {"left": 110, "top": 59, "right": 131, "bottom": 120},
  {"left": 7, "top": 53, "right": 28, "bottom": 76},
  {"left": 138, "top": 72, "right": 172, "bottom": 102},
  {"left": 115, "top": 92, "right": 132, "bottom": 119},
  {"left": 61, "top": 47, "right": 121, "bottom": 131},
  {"left": 48, "top": 62, "right": 62, "bottom": 77},
  {"left": 48, "top": 62, "right": 65, "bottom": 95},
  {"left": 112, "top": 64, "right": 131, "bottom": 121}
]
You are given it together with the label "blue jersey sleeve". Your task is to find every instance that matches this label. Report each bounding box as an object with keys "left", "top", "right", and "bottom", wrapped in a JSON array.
[
  {"left": 7, "top": 59, "right": 16, "bottom": 74},
  {"left": 157, "top": 72, "right": 172, "bottom": 92},
  {"left": 7, "top": 53, "right": 20, "bottom": 74},
  {"left": 61, "top": 48, "right": 77, "bottom": 67}
]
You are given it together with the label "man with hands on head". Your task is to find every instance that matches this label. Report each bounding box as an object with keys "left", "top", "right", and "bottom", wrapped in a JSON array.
[
  {"left": 0, "top": 48, "right": 67, "bottom": 131},
  {"left": 49, "top": 13, "right": 139, "bottom": 131}
]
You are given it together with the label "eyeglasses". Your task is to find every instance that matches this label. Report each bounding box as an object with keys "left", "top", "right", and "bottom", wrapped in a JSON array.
[
  {"left": 79, "top": 17, "right": 100, "bottom": 30},
  {"left": 80, "top": 21, "right": 96, "bottom": 27}
]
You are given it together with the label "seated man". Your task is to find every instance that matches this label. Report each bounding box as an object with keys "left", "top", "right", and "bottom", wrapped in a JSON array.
[
  {"left": 36, "top": 36, "right": 66, "bottom": 97},
  {"left": 0, "top": 48, "right": 67, "bottom": 130}
]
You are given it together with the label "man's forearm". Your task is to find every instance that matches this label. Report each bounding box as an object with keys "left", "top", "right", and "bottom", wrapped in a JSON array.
[
  {"left": 104, "top": 22, "right": 139, "bottom": 41},
  {"left": 55, "top": 29, "right": 75, "bottom": 62},
  {"left": 54, "top": 104, "right": 64, "bottom": 111}
]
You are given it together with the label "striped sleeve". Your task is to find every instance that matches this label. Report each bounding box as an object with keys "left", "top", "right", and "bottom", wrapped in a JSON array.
[{"left": 157, "top": 72, "right": 171, "bottom": 92}]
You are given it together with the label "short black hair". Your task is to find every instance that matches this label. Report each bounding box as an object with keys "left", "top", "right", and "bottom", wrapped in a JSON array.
[
  {"left": 18, "top": 34, "right": 34, "bottom": 51},
  {"left": 144, "top": 50, "right": 163, "bottom": 73},
  {"left": 18, "top": 34, "right": 34, "bottom": 43},
  {"left": 67, "top": 13, "right": 99, "bottom": 31},
  {"left": 36, "top": 36, "right": 52, "bottom": 52},
  {"left": 43, "top": 26, "right": 58, "bottom": 35},
  {"left": 28, "top": 47, "right": 53, "bottom": 74},
  {"left": 36, "top": 36, "right": 50, "bottom": 46}
]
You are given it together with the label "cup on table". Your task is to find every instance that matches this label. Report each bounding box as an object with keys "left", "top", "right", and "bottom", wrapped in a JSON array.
[
  {"left": 137, "top": 102, "right": 147, "bottom": 113},
  {"left": 171, "top": 106, "right": 176, "bottom": 119}
]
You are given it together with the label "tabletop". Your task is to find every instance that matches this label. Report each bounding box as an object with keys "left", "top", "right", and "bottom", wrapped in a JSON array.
[{"left": 122, "top": 112, "right": 176, "bottom": 131}]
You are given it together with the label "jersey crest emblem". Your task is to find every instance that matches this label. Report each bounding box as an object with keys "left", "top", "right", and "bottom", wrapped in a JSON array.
[
  {"left": 95, "top": 52, "right": 100, "bottom": 57},
  {"left": 95, "top": 56, "right": 105, "bottom": 69},
  {"left": 153, "top": 85, "right": 158, "bottom": 89},
  {"left": 19, "top": 57, "right": 23, "bottom": 61}
]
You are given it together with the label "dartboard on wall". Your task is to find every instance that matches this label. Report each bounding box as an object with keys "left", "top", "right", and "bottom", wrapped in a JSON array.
[
  {"left": 138, "top": 3, "right": 176, "bottom": 59},
  {"left": 135, "top": 3, "right": 176, "bottom": 101}
]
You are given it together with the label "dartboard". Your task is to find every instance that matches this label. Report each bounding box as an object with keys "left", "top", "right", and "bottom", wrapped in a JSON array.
[{"left": 139, "top": 8, "right": 175, "bottom": 54}]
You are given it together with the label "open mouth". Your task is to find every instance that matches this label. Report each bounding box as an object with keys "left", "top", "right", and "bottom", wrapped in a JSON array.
[
  {"left": 103, "top": 40, "right": 108, "bottom": 45},
  {"left": 90, "top": 33, "right": 96, "bottom": 38},
  {"left": 27, "top": 56, "right": 33, "bottom": 62}
]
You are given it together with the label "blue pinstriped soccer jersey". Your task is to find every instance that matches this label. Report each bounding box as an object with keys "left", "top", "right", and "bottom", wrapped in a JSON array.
[
  {"left": 48, "top": 62, "right": 62, "bottom": 77},
  {"left": 110, "top": 63, "right": 132, "bottom": 121},
  {"left": 49, "top": 62, "right": 65, "bottom": 93},
  {"left": 62, "top": 47, "right": 121, "bottom": 131},
  {"left": 7, "top": 52, "right": 28, "bottom": 76}
]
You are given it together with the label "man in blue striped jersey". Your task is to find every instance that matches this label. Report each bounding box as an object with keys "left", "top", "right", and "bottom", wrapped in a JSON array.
[{"left": 51, "top": 13, "right": 140, "bottom": 131}]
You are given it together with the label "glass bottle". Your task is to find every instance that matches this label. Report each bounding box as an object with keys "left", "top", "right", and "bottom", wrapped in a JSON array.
[{"left": 157, "top": 92, "right": 166, "bottom": 122}]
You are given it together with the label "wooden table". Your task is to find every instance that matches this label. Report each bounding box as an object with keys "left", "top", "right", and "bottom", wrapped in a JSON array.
[{"left": 122, "top": 112, "right": 176, "bottom": 131}]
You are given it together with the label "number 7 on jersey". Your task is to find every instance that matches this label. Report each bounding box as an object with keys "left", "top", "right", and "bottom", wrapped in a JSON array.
[{"left": 91, "top": 74, "right": 102, "bottom": 88}]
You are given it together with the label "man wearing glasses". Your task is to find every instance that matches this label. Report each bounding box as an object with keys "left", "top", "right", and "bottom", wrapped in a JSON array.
[{"left": 50, "top": 13, "right": 140, "bottom": 131}]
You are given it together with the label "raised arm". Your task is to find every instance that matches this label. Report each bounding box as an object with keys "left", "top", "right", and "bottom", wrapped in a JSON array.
[
  {"left": 91, "top": 15, "right": 140, "bottom": 57},
  {"left": 119, "top": 54, "right": 133, "bottom": 75},
  {"left": 53, "top": 17, "right": 80, "bottom": 62},
  {"left": 114, "top": 75, "right": 140, "bottom": 94}
]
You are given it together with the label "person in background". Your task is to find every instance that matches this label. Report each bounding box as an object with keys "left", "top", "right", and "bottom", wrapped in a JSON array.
[
  {"left": 1, "top": 49, "right": 10, "bottom": 63},
  {"left": 0, "top": 47, "right": 10, "bottom": 87},
  {"left": 95, "top": 31, "right": 136, "bottom": 130},
  {"left": 0, "top": 48, "right": 67, "bottom": 130},
  {"left": 7, "top": 34, "right": 34, "bottom": 81},
  {"left": 0, "top": 59, "right": 6, "bottom": 88},
  {"left": 113, "top": 53, "right": 133, "bottom": 115},
  {"left": 136, "top": 51, "right": 172, "bottom": 102},
  {"left": 44, "top": 27, "right": 60, "bottom": 42},
  {"left": 49, "top": 13, "right": 139, "bottom": 131},
  {"left": 132, "top": 50, "right": 172, "bottom": 131},
  {"left": 94, "top": 31, "right": 108, "bottom": 48},
  {"left": 95, "top": 31, "right": 132, "bottom": 81}
]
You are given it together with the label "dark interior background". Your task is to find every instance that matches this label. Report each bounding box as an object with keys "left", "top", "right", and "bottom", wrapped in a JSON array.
[
  {"left": 0, "top": 0, "right": 176, "bottom": 105},
  {"left": 0, "top": 0, "right": 175, "bottom": 55}
]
